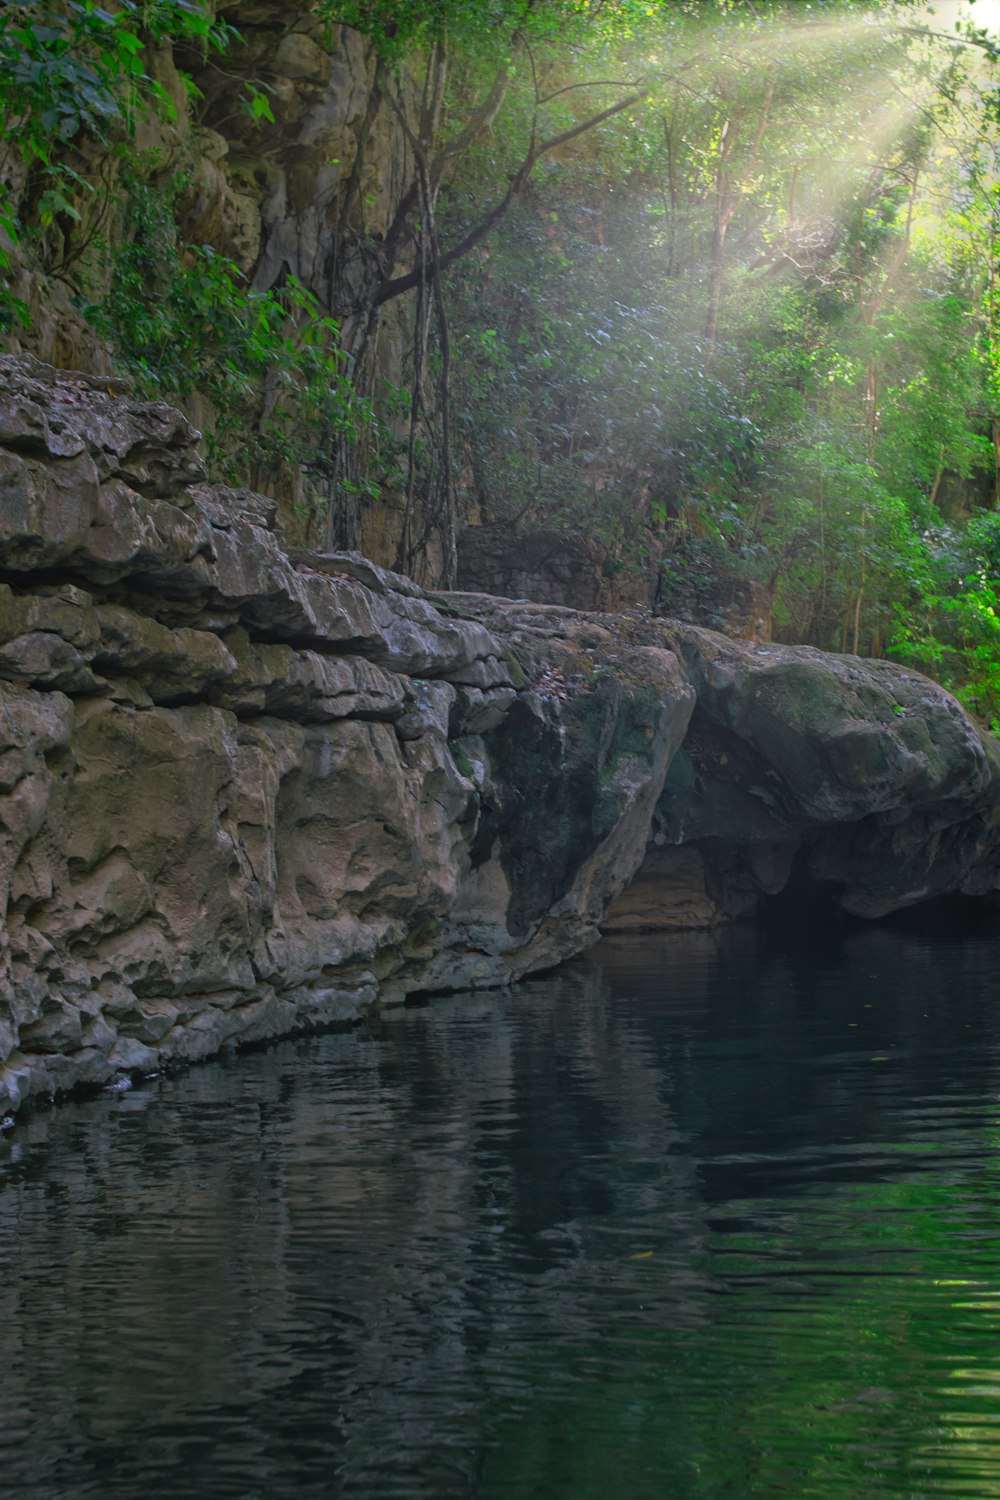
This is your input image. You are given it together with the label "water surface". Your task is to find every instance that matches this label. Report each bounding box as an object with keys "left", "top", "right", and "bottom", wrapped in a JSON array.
[{"left": 3, "top": 913, "right": 1000, "bottom": 1498}]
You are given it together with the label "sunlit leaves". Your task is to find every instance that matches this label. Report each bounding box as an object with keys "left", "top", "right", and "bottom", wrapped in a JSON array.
[{"left": 438, "top": 0, "right": 1000, "bottom": 694}]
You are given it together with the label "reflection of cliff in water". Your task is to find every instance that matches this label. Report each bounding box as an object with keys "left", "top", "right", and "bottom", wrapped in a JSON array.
[
  {"left": 4, "top": 919, "right": 1000, "bottom": 1495},
  {"left": 593, "top": 918, "right": 1000, "bottom": 1179},
  {"left": 0, "top": 962, "right": 718, "bottom": 1494}
]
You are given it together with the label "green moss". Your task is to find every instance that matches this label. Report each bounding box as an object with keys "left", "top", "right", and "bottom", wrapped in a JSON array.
[
  {"left": 451, "top": 742, "right": 473, "bottom": 778},
  {"left": 504, "top": 650, "right": 529, "bottom": 689}
]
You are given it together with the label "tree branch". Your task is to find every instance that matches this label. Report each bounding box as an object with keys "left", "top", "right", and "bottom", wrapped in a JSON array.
[
  {"left": 431, "top": 45, "right": 521, "bottom": 187},
  {"left": 373, "top": 87, "right": 647, "bottom": 306},
  {"left": 536, "top": 76, "right": 645, "bottom": 105},
  {"left": 895, "top": 23, "right": 1000, "bottom": 57}
]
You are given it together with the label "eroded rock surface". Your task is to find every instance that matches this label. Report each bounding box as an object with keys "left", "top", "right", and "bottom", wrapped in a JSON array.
[
  {"left": 2, "top": 358, "right": 999, "bottom": 1115},
  {"left": 0, "top": 359, "right": 695, "bottom": 1112},
  {"left": 604, "top": 625, "right": 1000, "bottom": 929}
]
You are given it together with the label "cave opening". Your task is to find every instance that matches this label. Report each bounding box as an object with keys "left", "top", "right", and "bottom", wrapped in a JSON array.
[{"left": 759, "top": 856, "right": 1000, "bottom": 943}]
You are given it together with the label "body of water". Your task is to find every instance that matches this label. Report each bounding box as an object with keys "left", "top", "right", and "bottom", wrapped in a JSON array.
[{"left": 3, "top": 911, "right": 1000, "bottom": 1497}]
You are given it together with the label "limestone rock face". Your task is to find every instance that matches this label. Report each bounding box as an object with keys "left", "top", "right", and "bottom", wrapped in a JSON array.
[
  {"left": 0, "top": 362, "right": 693, "bottom": 1112},
  {"left": 4, "top": 11, "right": 383, "bottom": 372},
  {"left": 666, "top": 627, "right": 989, "bottom": 825},
  {"left": 457, "top": 526, "right": 648, "bottom": 613},
  {"left": 2, "top": 360, "right": 999, "bottom": 1115},
  {"left": 604, "top": 626, "right": 1000, "bottom": 929}
]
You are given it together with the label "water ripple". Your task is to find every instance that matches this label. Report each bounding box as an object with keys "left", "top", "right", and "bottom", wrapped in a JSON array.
[{"left": 3, "top": 924, "right": 1000, "bottom": 1496}]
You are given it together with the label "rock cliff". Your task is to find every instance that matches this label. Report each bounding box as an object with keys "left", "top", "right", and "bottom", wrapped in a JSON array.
[{"left": 2, "top": 358, "right": 998, "bottom": 1115}]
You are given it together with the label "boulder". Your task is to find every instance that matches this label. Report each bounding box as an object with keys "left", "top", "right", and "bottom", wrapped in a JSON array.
[{"left": 604, "top": 626, "right": 1000, "bottom": 928}]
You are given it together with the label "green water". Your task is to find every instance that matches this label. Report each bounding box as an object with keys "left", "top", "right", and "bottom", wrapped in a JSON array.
[{"left": 3, "top": 914, "right": 1000, "bottom": 1498}]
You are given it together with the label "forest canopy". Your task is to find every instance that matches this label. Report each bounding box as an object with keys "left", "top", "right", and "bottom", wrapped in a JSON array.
[{"left": 2, "top": 0, "right": 1000, "bottom": 718}]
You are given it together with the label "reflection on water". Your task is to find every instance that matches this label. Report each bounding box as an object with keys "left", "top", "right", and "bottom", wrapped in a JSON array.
[{"left": 3, "top": 915, "right": 1000, "bottom": 1497}]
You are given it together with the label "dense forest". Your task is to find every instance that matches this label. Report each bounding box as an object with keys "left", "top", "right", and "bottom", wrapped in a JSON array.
[{"left": 3, "top": 0, "right": 1000, "bottom": 717}]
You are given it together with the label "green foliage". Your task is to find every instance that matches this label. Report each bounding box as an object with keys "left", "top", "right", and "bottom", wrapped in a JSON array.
[
  {"left": 448, "top": 192, "right": 765, "bottom": 563},
  {"left": 763, "top": 438, "right": 927, "bottom": 648},
  {"left": 0, "top": 1, "right": 233, "bottom": 198},
  {"left": 0, "top": 0, "right": 234, "bottom": 324},
  {"left": 320, "top": 0, "right": 705, "bottom": 60},
  {"left": 439, "top": 0, "right": 1000, "bottom": 716},
  {"left": 890, "top": 513, "right": 1000, "bottom": 727},
  {"left": 4, "top": 0, "right": 1000, "bottom": 717},
  {"left": 85, "top": 176, "right": 398, "bottom": 515}
]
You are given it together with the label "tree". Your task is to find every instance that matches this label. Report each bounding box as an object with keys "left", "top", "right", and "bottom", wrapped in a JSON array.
[{"left": 8, "top": 0, "right": 1000, "bottom": 727}]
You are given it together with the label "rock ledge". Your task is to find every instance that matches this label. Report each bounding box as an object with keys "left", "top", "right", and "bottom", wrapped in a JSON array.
[{"left": 1, "top": 359, "right": 997, "bottom": 1113}]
